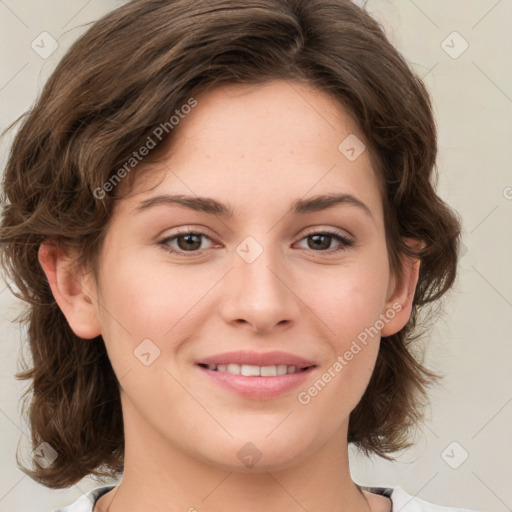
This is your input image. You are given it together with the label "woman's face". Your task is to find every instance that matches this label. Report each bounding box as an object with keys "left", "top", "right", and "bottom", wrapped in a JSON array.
[{"left": 88, "top": 79, "right": 406, "bottom": 473}]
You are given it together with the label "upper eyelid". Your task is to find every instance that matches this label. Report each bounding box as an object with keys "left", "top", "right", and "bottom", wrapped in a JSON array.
[
  {"left": 301, "top": 226, "right": 353, "bottom": 240},
  {"left": 159, "top": 227, "right": 353, "bottom": 250},
  {"left": 160, "top": 226, "right": 353, "bottom": 240}
]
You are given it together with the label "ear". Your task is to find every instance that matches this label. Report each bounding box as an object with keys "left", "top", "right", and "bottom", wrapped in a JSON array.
[
  {"left": 380, "top": 238, "right": 423, "bottom": 337},
  {"left": 38, "top": 239, "right": 101, "bottom": 339}
]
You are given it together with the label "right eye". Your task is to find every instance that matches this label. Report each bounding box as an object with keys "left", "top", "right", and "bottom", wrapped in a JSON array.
[{"left": 159, "top": 230, "right": 216, "bottom": 255}]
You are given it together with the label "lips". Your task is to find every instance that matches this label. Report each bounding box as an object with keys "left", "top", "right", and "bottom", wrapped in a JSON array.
[
  {"left": 195, "top": 350, "right": 316, "bottom": 369},
  {"left": 195, "top": 350, "right": 318, "bottom": 399}
]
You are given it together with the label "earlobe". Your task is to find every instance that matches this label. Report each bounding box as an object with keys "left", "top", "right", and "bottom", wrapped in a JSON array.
[
  {"left": 38, "top": 239, "right": 101, "bottom": 339},
  {"left": 380, "top": 239, "right": 423, "bottom": 337}
]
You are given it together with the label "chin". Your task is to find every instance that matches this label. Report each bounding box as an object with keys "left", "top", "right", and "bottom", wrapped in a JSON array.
[
  {"left": 196, "top": 436, "right": 315, "bottom": 474},
  {"left": 206, "top": 453, "right": 303, "bottom": 474}
]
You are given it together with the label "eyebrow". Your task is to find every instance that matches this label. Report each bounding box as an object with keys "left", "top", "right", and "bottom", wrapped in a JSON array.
[{"left": 135, "top": 193, "right": 374, "bottom": 220}]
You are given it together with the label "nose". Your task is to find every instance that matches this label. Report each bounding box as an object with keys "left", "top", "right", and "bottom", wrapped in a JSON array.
[{"left": 218, "top": 243, "right": 302, "bottom": 334}]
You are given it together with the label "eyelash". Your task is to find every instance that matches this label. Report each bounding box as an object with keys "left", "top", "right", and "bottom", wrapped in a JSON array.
[{"left": 158, "top": 228, "right": 354, "bottom": 256}]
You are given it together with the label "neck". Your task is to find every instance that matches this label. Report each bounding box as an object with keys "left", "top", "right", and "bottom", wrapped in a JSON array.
[{"left": 98, "top": 398, "right": 373, "bottom": 512}]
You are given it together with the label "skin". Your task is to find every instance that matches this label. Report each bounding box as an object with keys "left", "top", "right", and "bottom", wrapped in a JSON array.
[{"left": 39, "top": 79, "right": 421, "bottom": 512}]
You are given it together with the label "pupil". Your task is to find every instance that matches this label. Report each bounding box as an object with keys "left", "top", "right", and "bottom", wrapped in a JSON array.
[
  {"left": 179, "top": 234, "right": 201, "bottom": 251},
  {"left": 310, "top": 234, "right": 330, "bottom": 250}
]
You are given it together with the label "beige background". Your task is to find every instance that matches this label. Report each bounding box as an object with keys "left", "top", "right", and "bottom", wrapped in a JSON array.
[{"left": 0, "top": 1, "right": 511, "bottom": 511}]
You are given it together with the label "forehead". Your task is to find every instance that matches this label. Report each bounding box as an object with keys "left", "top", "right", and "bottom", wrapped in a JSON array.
[
  {"left": 168, "top": 80, "right": 364, "bottom": 162},
  {"left": 115, "top": 80, "right": 383, "bottom": 221}
]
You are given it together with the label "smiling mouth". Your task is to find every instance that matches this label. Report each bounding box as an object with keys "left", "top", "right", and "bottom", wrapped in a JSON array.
[{"left": 197, "top": 363, "right": 315, "bottom": 376}]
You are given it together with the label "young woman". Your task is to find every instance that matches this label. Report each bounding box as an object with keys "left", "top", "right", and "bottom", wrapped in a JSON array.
[{"left": 0, "top": 1, "right": 479, "bottom": 511}]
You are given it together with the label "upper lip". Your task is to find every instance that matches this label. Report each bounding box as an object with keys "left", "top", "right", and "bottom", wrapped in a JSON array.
[{"left": 196, "top": 350, "right": 316, "bottom": 369}]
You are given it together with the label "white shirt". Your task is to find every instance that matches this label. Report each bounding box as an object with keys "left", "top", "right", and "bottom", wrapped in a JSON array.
[{"left": 54, "top": 484, "right": 480, "bottom": 511}]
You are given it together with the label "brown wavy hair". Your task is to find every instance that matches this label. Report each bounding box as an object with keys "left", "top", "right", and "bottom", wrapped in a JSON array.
[{"left": 0, "top": 0, "right": 462, "bottom": 489}]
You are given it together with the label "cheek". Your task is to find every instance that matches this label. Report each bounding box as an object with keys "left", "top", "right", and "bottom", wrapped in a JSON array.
[
  {"left": 94, "top": 252, "right": 193, "bottom": 375},
  {"left": 301, "top": 255, "right": 389, "bottom": 397},
  {"left": 307, "top": 255, "right": 390, "bottom": 341}
]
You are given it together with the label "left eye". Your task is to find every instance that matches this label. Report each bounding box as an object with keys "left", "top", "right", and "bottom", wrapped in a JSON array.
[
  {"left": 295, "top": 230, "right": 353, "bottom": 252},
  {"left": 159, "top": 229, "right": 353, "bottom": 255}
]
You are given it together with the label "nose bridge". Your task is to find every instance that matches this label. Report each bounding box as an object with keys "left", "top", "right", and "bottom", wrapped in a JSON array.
[{"left": 219, "top": 232, "right": 300, "bottom": 331}]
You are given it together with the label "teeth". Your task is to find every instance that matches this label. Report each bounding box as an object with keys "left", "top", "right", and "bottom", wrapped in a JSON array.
[
  {"left": 241, "top": 364, "right": 260, "bottom": 376},
  {"left": 207, "top": 363, "right": 303, "bottom": 376}
]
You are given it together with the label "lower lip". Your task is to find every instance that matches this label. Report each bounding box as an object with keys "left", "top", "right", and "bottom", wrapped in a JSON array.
[{"left": 197, "top": 365, "right": 316, "bottom": 399}]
